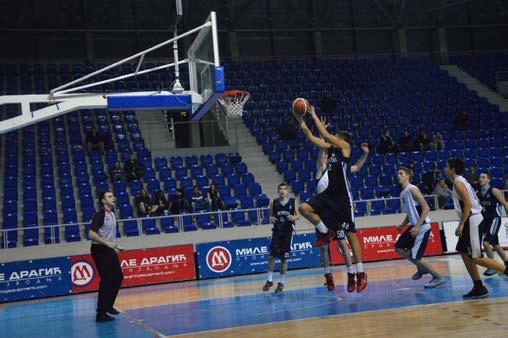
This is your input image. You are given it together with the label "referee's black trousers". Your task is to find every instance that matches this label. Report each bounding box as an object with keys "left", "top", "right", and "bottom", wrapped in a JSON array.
[{"left": 91, "top": 244, "right": 124, "bottom": 313}]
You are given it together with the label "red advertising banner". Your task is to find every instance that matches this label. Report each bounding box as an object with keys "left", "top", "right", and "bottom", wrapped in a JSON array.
[
  {"left": 71, "top": 244, "right": 196, "bottom": 293},
  {"left": 330, "top": 223, "right": 443, "bottom": 265}
]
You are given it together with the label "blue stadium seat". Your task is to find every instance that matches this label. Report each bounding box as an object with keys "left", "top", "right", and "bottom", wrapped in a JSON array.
[
  {"left": 142, "top": 218, "right": 160, "bottom": 235},
  {"left": 161, "top": 217, "right": 178, "bottom": 233},
  {"left": 232, "top": 210, "right": 251, "bottom": 227}
]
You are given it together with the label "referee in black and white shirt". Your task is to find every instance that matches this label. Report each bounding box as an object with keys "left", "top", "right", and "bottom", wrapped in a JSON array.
[{"left": 88, "top": 190, "right": 124, "bottom": 322}]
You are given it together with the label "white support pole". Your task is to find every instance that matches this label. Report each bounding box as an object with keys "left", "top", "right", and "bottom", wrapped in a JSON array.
[
  {"left": 50, "top": 21, "right": 211, "bottom": 96},
  {"left": 54, "top": 60, "right": 188, "bottom": 96},
  {"left": 211, "top": 11, "right": 220, "bottom": 67}
]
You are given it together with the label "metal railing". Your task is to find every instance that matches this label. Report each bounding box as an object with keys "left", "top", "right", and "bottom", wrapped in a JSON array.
[
  {"left": 0, "top": 193, "right": 449, "bottom": 250},
  {"left": 0, "top": 207, "right": 271, "bottom": 250}
]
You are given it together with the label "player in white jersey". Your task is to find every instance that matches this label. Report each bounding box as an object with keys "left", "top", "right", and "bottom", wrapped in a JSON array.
[
  {"left": 395, "top": 167, "right": 446, "bottom": 288},
  {"left": 444, "top": 158, "right": 508, "bottom": 299}
]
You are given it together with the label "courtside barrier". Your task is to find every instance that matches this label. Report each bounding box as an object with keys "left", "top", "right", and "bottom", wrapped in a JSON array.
[
  {"left": 330, "top": 223, "right": 443, "bottom": 264},
  {"left": 442, "top": 217, "right": 508, "bottom": 253},
  {"left": 0, "top": 257, "right": 72, "bottom": 302},
  {"left": 196, "top": 233, "right": 321, "bottom": 279}
]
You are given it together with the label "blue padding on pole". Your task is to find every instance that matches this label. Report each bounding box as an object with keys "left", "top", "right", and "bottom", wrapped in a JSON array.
[
  {"left": 191, "top": 66, "right": 225, "bottom": 122},
  {"left": 107, "top": 94, "right": 193, "bottom": 112}
]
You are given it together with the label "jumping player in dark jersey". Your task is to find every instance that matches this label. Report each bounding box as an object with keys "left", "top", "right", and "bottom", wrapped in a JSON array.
[
  {"left": 295, "top": 105, "right": 367, "bottom": 293},
  {"left": 315, "top": 117, "right": 370, "bottom": 292},
  {"left": 262, "top": 182, "right": 300, "bottom": 293},
  {"left": 478, "top": 171, "right": 508, "bottom": 276}
]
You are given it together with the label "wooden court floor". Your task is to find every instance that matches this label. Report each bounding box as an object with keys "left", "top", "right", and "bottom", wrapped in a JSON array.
[{"left": 2, "top": 255, "right": 508, "bottom": 337}]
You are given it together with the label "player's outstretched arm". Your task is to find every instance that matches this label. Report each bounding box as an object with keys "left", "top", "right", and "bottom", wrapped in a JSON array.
[
  {"left": 351, "top": 143, "right": 369, "bottom": 173},
  {"left": 295, "top": 113, "right": 330, "bottom": 151},
  {"left": 315, "top": 117, "right": 330, "bottom": 179},
  {"left": 492, "top": 188, "right": 508, "bottom": 213},
  {"left": 308, "top": 106, "right": 350, "bottom": 154}
]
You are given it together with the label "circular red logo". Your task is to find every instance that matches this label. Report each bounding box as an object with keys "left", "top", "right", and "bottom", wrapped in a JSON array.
[
  {"left": 71, "top": 261, "right": 95, "bottom": 286},
  {"left": 206, "top": 246, "right": 232, "bottom": 273}
]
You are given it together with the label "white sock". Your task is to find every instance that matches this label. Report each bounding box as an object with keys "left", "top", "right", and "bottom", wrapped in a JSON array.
[
  {"left": 315, "top": 221, "right": 328, "bottom": 234},
  {"left": 267, "top": 272, "right": 273, "bottom": 282},
  {"left": 356, "top": 262, "right": 364, "bottom": 273},
  {"left": 280, "top": 274, "right": 285, "bottom": 284},
  {"left": 346, "top": 265, "right": 355, "bottom": 274},
  {"left": 324, "top": 267, "right": 332, "bottom": 274}
]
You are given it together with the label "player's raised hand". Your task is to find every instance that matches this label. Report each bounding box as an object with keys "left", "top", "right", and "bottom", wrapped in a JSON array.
[
  {"left": 269, "top": 216, "right": 277, "bottom": 224},
  {"left": 360, "top": 143, "right": 369, "bottom": 154},
  {"left": 320, "top": 116, "right": 330, "bottom": 129},
  {"left": 308, "top": 105, "right": 317, "bottom": 118}
]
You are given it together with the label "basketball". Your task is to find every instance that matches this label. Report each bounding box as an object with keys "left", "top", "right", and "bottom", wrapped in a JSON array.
[{"left": 292, "top": 98, "right": 309, "bottom": 117}]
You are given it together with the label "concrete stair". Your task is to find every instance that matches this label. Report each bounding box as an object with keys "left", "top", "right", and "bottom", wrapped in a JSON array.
[
  {"left": 135, "top": 111, "right": 174, "bottom": 157},
  {"left": 441, "top": 65, "right": 508, "bottom": 112},
  {"left": 233, "top": 119, "right": 313, "bottom": 230}
]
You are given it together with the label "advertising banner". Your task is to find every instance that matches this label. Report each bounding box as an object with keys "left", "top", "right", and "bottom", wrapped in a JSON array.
[
  {"left": 443, "top": 217, "right": 508, "bottom": 253},
  {"left": 0, "top": 257, "right": 71, "bottom": 303},
  {"left": 71, "top": 245, "right": 196, "bottom": 293},
  {"left": 196, "top": 233, "right": 321, "bottom": 279},
  {"left": 330, "top": 223, "right": 443, "bottom": 264}
]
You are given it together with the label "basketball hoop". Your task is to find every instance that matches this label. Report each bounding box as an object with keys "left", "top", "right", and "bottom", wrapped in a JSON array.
[{"left": 218, "top": 90, "right": 250, "bottom": 118}]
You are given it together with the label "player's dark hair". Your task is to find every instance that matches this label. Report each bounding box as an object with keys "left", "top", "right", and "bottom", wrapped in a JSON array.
[
  {"left": 398, "top": 167, "right": 412, "bottom": 178},
  {"left": 98, "top": 190, "right": 112, "bottom": 204},
  {"left": 336, "top": 130, "right": 352, "bottom": 144},
  {"left": 480, "top": 171, "right": 492, "bottom": 179},
  {"left": 447, "top": 158, "right": 465, "bottom": 175},
  {"left": 278, "top": 182, "right": 289, "bottom": 189}
]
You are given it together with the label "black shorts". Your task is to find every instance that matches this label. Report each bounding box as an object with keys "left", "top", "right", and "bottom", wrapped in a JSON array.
[
  {"left": 269, "top": 230, "right": 293, "bottom": 259},
  {"left": 456, "top": 214, "right": 484, "bottom": 259},
  {"left": 306, "top": 191, "right": 356, "bottom": 234},
  {"left": 395, "top": 224, "right": 431, "bottom": 260},
  {"left": 481, "top": 217, "right": 502, "bottom": 246},
  {"left": 315, "top": 227, "right": 346, "bottom": 242}
]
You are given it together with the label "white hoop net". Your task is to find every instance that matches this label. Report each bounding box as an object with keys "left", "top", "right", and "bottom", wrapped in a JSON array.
[{"left": 218, "top": 90, "right": 250, "bottom": 118}]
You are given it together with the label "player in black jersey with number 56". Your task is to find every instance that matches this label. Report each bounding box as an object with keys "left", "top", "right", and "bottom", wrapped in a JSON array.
[
  {"left": 478, "top": 171, "right": 508, "bottom": 276},
  {"left": 262, "top": 182, "right": 300, "bottom": 293}
]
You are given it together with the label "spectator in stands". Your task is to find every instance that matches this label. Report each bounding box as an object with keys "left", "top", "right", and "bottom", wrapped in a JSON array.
[
  {"left": 208, "top": 183, "right": 224, "bottom": 211},
  {"left": 454, "top": 111, "right": 471, "bottom": 131},
  {"left": 135, "top": 189, "right": 153, "bottom": 217},
  {"left": 191, "top": 185, "right": 208, "bottom": 212},
  {"left": 109, "top": 162, "right": 125, "bottom": 182},
  {"left": 422, "top": 166, "right": 437, "bottom": 195},
  {"left": 169, "top": 188, "right": 191, "bottom": 214},
  {"left": 432, "top": 132, "right": 444, "bottom": 151},
  {"left": 151, "top": 190, "right": 170, "bottom": 216},
  {"left": 86, "top": 127, "right": 104, "bottom": 153},
  {"left": 408, "top": 160, "right": 416, "bottom": 177},
  {"left": 465, "top": 163, "right": 480, "bottom": 190},
  {"left": 432, "top": 178, "right": 452, "bottom": 209},
  {"left": 124, "top": 154, "right": 144, "bottom": 181},
  {"left": 415, "top": 130, "right": 432, "bottom": 151},
  {"left": 398, "top": 130, "right": 413, "bottom": 152},
  {"left": 378, "top": 130, "right": 396, "bottom": 154}
]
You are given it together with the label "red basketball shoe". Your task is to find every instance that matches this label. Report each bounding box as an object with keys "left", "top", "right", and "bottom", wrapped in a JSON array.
[
  {"left": 324, "top": 273, "right": 335, "bottom": 291},
  {"left": 356, "top": 272, "right": 368, "bottom": 293}
]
